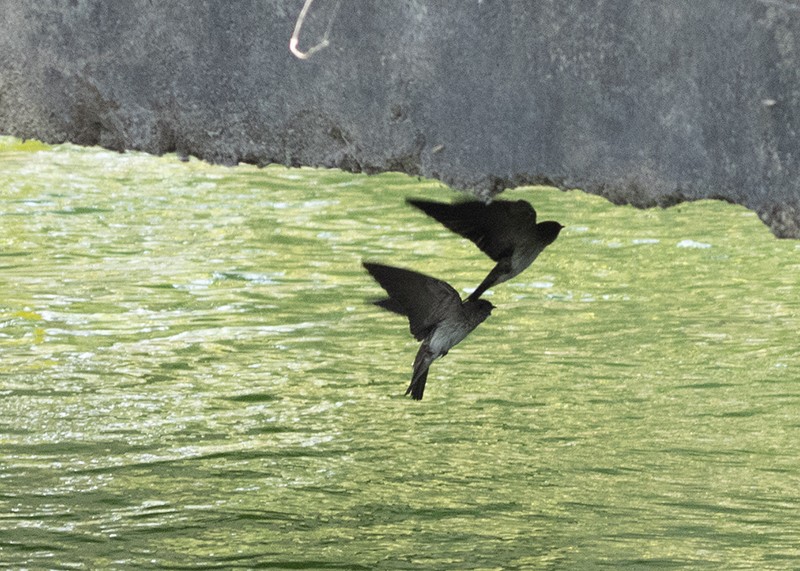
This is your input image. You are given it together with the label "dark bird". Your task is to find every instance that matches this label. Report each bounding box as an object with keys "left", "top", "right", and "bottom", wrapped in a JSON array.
[
  {"left": 363, "top": 261, "right": 494, "bottom": 400},
  {"left": 407, "top": 198, "right": 563, "bottom": 301}
]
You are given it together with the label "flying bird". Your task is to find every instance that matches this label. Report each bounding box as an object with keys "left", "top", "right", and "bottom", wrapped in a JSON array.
[
  {"left": 363, "top": 261, "right": 494, "bottom": 400},
  {"left": 407, "top": 198, "right": 563, "bottom": 301}
]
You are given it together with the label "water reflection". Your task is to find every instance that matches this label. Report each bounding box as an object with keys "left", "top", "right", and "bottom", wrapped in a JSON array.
[{"left": 1, "top": 137, "right": 799, "bottom": 568}]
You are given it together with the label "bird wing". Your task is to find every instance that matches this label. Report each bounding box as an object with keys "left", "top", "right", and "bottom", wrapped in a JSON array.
[
  {"left": 407, "top": 199, "right": 537, "bottom": 262},
  {"left": 363, "top": 262, "right": 462, "bottom": 341}
]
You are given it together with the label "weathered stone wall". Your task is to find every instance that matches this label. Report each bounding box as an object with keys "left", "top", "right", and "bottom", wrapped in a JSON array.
[{"left": 1, "top": 1, "right": 799, "bottom": 237}]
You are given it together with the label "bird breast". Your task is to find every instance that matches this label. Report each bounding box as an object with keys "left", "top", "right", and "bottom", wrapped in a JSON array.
[
  {"left": 426, "top": 316, "right": 474, "bottom": 357},
  {"left": 513, "top": 243, "right": 545, "bottom": 273}
]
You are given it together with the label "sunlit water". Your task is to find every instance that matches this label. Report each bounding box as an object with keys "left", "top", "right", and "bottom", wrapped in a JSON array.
[{"left": 1, "top": 136, "right": 799, "bottom": 569}]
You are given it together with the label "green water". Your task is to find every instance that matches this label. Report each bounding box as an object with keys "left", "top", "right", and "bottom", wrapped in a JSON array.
[{"left": 1, "top": 136, "right": 799, "bottom": 569}]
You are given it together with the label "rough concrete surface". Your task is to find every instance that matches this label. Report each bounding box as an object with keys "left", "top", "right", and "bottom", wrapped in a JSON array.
[{"left": 1, "top": 0, "right": 799, "bottom": 237}]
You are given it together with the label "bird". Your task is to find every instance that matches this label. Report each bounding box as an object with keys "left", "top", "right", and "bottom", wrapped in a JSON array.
[
  {"left": 407, "top": 198, "right": 563, "bottom": 302},
  {"left": 362, "top": 261, "right": 495, "bottom": 400}
]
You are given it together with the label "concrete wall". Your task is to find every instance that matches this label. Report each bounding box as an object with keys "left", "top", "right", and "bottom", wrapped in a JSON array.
[{"left": 1, "top": 0, "right": 799, "bottom": 237}]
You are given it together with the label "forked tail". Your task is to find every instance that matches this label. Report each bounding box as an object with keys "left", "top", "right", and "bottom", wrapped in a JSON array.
[
  {"left": 407, "top": 347, "right": 433, "bottom": 400},
  {"left": 467, "top": 260, "right": 511, "bottom": 302},
  {"left": 406, "top": 367, "right": 429, "bottom": 400},
  {"left": 467, "top": 269, "right": 500, "bottom": 302}
]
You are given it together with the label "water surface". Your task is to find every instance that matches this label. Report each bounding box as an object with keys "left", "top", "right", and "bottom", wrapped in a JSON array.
[{"left": 1, "top": 137, "right": 799, "bottom": 569}]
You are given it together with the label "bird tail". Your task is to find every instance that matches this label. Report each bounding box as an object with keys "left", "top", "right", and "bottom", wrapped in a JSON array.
[
  {"left": 467, "top": 260, "right": 511, "bottom": 302},
  {"left": 467, "top": 269, "right": 499, "bottom": 302},
  {"left": 407, "top": 347, "right": 434, "bottom": 400}
]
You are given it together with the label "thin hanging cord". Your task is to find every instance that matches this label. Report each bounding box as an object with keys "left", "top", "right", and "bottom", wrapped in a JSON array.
[{"left": 290, "top": 0, "right": 342, "bottom": 60}]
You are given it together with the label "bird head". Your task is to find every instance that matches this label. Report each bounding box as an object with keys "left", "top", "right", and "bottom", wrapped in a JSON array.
[
  {"left": 538, "top": 221, "right": 564, "bottom": 245},
  {"left": 472, "top": 298, "right": 496, "bottom": 318}
]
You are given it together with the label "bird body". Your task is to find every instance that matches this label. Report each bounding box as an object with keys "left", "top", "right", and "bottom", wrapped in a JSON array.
[
  {"left": 363, "top": 261, "right": 493, "bottom": 400},
  {"left": 407, "top": 198, "right": 563, "bottom": 301}
]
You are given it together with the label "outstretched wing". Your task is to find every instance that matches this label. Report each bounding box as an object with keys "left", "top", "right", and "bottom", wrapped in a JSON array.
[
  {"left": 407, "top": 198, "right": 537, "bottom": 261},
  {"left": 363, "top": 262, "right": 461, "bottom": 341}
]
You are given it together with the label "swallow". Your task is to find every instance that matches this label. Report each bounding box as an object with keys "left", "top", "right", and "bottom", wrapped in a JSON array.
[
  {"left": 363, "top": 261, "right": 495, "bottom": 400},
  {"left": 407, "top": 198, "right": 563, "bottom": 301}
]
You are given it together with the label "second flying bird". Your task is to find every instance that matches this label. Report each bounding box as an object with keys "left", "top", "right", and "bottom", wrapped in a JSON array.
[{"left": 407, "top": 198, "right": 563, "bottom": 301}]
